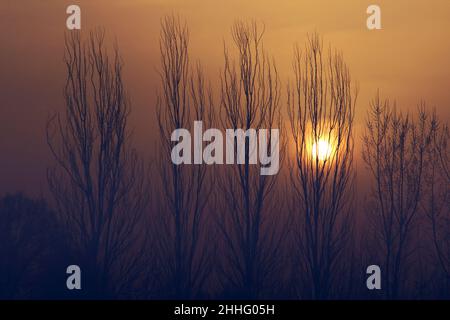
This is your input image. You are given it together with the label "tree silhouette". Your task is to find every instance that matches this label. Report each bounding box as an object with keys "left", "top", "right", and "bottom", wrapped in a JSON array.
[
  {"left": 362, "top": 93, "right": 433, "bottom": 299},
  {"left": 155, "top": 15, "right": 214, "bottom": 298},
  {"left": 425, "top": 119, "right": 450, "bottom": 295},
  {"left": 46, "top": 30, "right": 149, "bottom": 298},
  {"left": 218, "top": 20, "right": 285, "bottom": 298},
  {"left": 0, "top": 193, "right": 68, "bottom": 299},
  {"left": 287, "top": 33, "right": 357, "bottom": 299}
]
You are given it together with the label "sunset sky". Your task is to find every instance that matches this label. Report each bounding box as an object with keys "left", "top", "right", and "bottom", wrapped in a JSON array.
[{"left": 1, "top": 0, "right": 450, "bottom": 196}]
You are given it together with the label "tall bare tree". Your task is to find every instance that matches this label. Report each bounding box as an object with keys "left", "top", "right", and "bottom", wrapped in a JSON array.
[
  {"left": 287, "top": 33, "right": 357, "bottom": 299},
  {"left": 362, "top": 93, "right": 433, "bottom": 299},
  {"left": 47, "top": 30, "right": 148, "bottom": 298},
  {"left": 218, "top": 20, "right": 285, "bottom": 298},
  {"left": 424, "top": 119, "right": 450, "bottom": 293},
  {"left": 155, "top": 15, "right": 213, "bottom": 298}
]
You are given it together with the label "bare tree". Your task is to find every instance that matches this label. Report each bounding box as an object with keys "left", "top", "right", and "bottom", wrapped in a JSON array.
[
  {"left": 47, "top": 30, "right": 148, "bottom": 298},
  {"left": 425, "top": 119, "right": 450, "bottom": 292},
  {"left": 155, "top": 15, "right": 213, "bottom": 298},
  {"left": 0, "top": 194, "right": 67, "bottom": 299},
  {"left": 287, "top": 33, "right": 357, "bottom": 299},
  {"left": 362, "top": 93, "right": 433, "bottom": 299},
  {"left": 436, "top": 124, "right": 450, "bottom": 180},
  {"left": 218, "top": 20, "right": 285, "bottom": 298}
]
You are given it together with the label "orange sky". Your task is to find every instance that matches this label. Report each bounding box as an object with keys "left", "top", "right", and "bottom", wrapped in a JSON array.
[{"left": 1, "top": 0, "right": 450, "bottom": 195}]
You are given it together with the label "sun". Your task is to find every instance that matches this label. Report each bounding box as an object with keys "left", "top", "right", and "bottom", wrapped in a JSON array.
[{"left": 312, "top": 139, "right": 333, "bottom": 161}]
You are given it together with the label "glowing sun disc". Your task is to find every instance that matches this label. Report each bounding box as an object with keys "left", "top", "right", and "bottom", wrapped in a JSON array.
[{"left": 312, "top": 139, "right": 332, "bottom": 161}]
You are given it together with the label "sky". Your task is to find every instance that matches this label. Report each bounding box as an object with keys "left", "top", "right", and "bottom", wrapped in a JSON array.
[{"left": 1, "top": 0, "right": 450, "bottom": 196}]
